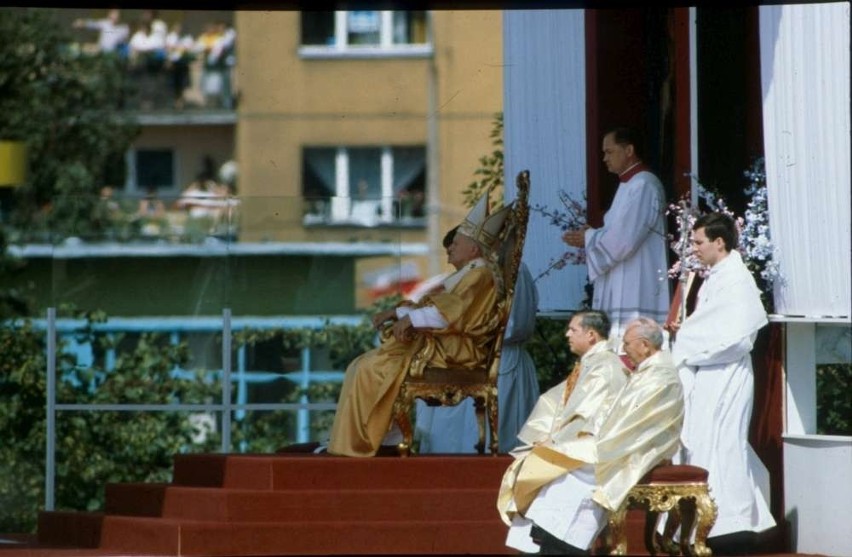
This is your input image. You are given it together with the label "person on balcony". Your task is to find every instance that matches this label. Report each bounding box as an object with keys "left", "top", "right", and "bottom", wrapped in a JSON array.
[
  {"left": 326, "top": 191, "right": 513, "bottom": 457},
  {"left": 499, "top": 316, "right": 683, "bottom": 555},
  {"left": 165, "top": 22, "right": 196, "bottom": 109},
  {"left": 72, "top": 8, "right": 129, "bottom": 56}
]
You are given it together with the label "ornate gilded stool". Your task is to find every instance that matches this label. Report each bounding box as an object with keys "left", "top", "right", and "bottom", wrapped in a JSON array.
[{"left": 604, "top": 464, "right": 718, "bottom": 556}]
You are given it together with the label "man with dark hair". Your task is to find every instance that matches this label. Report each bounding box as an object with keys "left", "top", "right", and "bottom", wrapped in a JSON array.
[
  {"left": 692, "top": 212, "right": 738, "bottom": 253},
  {"left": 670, "top": 212, "right": 776, "bottom": 553},
  {"left": 563, "top": 127, "right": 669, "bottom": 348},
  {"left": 498, "top": 309, "right": 629, "bottom": 554}
]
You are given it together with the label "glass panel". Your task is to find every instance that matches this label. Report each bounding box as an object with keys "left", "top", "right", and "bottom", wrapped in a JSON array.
[
  {"left": 392, "top": 11, "right": 428, "bottom": 45},
  {"left": 348, "top": 147, "right": 382, "bottom": 225},
  {"left": 300, "top": 11, "right": 335, "bottom": 46},
  {"left": 302, "top": 147, "right": 336, "bottom": 197},
  {"left": 347, "top": 11, "right": 380, "bottom": 45},
  {"left": 5, "top": 192, "right": 422, "bottom": 522},
  {"left": 815, "top": 323, "right": 852, "bottom": 436},
  {"left": 231, "top": 410, "right": 298, "bottom": 452},
  {"left": 53, "top": 410, "right": 220, "bottom": 510},
  {"left": 392, "top": 146, "right": 426, "bottom": 219},
  {"left": 135, "top": 148, "right": 175, "bottom": 190}
]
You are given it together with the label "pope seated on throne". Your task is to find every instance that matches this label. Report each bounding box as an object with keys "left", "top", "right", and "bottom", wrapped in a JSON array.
[{"left": 327, "top": 191, "right": 514, "bottom": 457}]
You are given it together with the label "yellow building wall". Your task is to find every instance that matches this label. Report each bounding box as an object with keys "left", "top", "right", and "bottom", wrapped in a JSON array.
[{"left": 234, "top": 10, "right": 502, "bottom": 303}]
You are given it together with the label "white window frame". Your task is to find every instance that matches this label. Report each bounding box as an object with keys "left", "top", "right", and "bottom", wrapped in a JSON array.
[
  {"left": 299, "top": 10, "right": 433, "bottom": 60},
  {"left": 329, "top": 146, "right": 393, "bottom": 224},
  {"left": 305, "top": 145, "right": 425, "bottom": 227}
]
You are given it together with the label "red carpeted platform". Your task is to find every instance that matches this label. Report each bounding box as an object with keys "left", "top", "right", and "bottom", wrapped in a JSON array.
[
  {"left": 27, "top": 453, "right": 659, "bottom": 556},
  {"left": 33, "top": 454, "right": 526, "bottom": 555}
]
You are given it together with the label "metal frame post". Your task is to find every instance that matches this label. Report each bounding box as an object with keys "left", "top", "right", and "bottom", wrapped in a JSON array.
[{"left": 45, "top": 307, "right": 57, "bottom": 511}]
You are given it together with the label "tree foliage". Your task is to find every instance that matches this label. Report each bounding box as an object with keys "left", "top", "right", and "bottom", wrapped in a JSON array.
[
  {"left": 816, "top": 363, "right": 852, "bottom": 436},
  {"left": 0, "top": 307, "right": 222, "bottom": 532},
  {"left": 462, "top": 112, "right": 503, "bottom": 211},
  {"left": 0, "top": 8, "right": 138, "bottom": 241}
]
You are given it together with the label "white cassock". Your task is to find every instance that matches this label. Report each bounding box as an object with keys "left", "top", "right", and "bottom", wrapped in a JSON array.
[
  {"left": 505, "top": 465, "right": 605, "bottom": 553},
  {"left": 672, "top": 250, "right": 776, "bottom": 537},
  {"left": 584, "top": 164, "right": 669, "bottom": 345},
  {"left": 415, "top": 263, "right": 541, "bottom": 454}
]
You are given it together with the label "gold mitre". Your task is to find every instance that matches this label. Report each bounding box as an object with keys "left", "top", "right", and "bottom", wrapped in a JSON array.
[{"left": 457, "top": 190, "right": 514, "bottom": 253}]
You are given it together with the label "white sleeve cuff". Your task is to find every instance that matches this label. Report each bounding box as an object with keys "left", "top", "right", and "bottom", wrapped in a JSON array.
[{"left": 407, "top": 306, "right": 449, "bottom": 329}]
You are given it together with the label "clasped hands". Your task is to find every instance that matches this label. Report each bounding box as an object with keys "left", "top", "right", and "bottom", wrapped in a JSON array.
[
  {"left": 371, "top": 308, "right": 416, "bottom": 342},
  {"left": 562, "top": 225, "right": 590, "bottom": 248}
]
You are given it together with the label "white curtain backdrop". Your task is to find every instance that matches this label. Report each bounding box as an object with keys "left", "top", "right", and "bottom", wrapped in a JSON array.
[
  {"left": 503, "top": 9, "right": 587, "bottom": 314},
  {"left": 759, "top": 2, "right": 851, "bottom": 319}
]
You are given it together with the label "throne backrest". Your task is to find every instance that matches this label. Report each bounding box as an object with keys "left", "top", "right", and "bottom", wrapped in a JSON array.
[{"left": 486, "top": 170, "right": 531, "bottom": 380}]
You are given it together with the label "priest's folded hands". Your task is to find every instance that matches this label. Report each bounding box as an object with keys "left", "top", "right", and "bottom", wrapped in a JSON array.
[{"left": 561, "top": 225, "right": 589, "bottom": 248}]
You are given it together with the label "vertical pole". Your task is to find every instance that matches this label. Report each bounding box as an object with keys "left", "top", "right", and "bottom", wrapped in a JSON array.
[
  {"left": 221, "top": 308, "right": 232, "bottom": 453},
  {"left": 237, "top": 341, "right": 247, "bottom": 453},
  {"left": 298, "top": 347, "right": 311, "bottom": 443},
  {"left": 381, "top": 146, "right": 394, "bottom": 223},
  {"left": 426, "top": 11, "right": 441, "bottom": 276},
  {"left": 45, "top": 307, "right": 56, "bottom": 511},
  {"left": 689, "top": 7, "right": 700, "bottom": 207}
]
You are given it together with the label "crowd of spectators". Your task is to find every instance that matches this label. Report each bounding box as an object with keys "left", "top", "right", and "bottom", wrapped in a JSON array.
[
  {"left": 87, "top": 157, "right": 239, "bottom": 243},
  {"left": 73, "top": 9, "right": 236, "bottom": 109}
]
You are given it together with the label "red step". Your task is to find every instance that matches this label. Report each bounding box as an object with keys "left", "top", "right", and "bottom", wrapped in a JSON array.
[
  {"left": 105, "top": 484, "right": 501, "bottom": 522},
  {"left": 36, "top": 511, "right": 103, "bottom": 549},
  {"left": 34, "top": 454, "right": 656, "bottom": 555},
  {"left": 93, "top": 516, "right": 514, "bottom": 556},
  {"left": 171, "top": 453, "right": 513, "bottom": 490}
]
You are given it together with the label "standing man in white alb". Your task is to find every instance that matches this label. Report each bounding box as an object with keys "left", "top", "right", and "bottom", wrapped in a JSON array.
[
  {"left": 670, "top": 212, "right": 776, "bottom": 554},
  {"left": 563, "top": 127, "right": 669, "bottom": 348}
]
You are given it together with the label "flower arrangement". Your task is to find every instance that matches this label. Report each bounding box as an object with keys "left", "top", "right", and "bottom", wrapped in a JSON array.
[
  {"left": 740, "top": 157, "right": 782, "bottom": 286},
  {"left": 530, "top": 189, "right": 587, "bottom": 282},
  {"left": 665, "top": 183, "right": 739, "bottom": 281},
  {"left": 667, "top": 157, "right": 781, "bottom": 309}
]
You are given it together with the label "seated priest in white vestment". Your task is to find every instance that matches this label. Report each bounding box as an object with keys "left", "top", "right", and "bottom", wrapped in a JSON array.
[
  {"left": 327, "top": 191, "right": 513, "bottom": 457},
  {"left": 415, "top": 260, "right": 541, "bottom": 454},
  {"left": 562, "top": 127, "right": 669, "bottom": 348},
  {"left": 499, "top": 316, "right": 684, "bottom": 555},
  {"left": 670, "top": 212, "right": 776, "bottom": 552}
]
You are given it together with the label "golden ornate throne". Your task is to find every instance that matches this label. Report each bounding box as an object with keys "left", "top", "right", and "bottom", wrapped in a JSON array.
[{"left": 390, "top": 170, "right": 531, "bottom": 457}]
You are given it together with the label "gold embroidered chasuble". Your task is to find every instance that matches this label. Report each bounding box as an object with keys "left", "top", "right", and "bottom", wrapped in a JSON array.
[
  {"left": 590, "top": 350, "right": 684, "bottom": 510},
  {"left": 328, "top": 259, "right": 500, "bottom": 457},
  {"left": 497, "top": 349, "right": 684, "bottom": 524},
  {"left": 498, "top": 342, "right": 628, "bottom": 523}
]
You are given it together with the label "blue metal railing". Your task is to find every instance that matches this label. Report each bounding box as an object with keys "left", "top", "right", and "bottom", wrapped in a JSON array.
[{"left": 35, "top": 309, "right": 364, "bottom": 510}]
